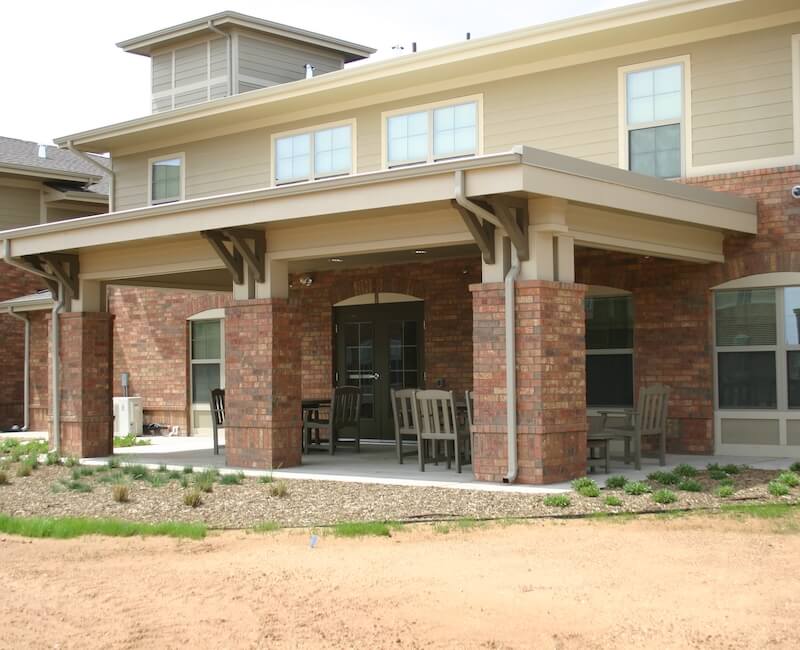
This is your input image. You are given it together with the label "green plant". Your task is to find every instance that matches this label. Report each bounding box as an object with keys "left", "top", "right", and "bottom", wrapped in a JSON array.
[
  {"left": 183, "top": 488, "right": 203, "bottom": 508},
  {"left": 158, "top": 464, "right": 167, "bottom": 472},
  {"left": 708, "top": 469, "right": 728, "bottom": 480},
  {"left": 718, "top": 477, "right": 735, "bottom": 488},
  {"left": 194, "top": 470, "right": 218, "bottom": 493},
  {"left": 98, "top": 472, "right": 124, "bottom": 485},
  {"left": 790, "top": 461, "right": 800, "bottom": 473},
  {"left": 113, "top": 435, "right": 151, "bottom": 448},
  {"left": 716, "top": 485, "right": 735, "bottom": 498},
  {"left": 678, "top": 479, "right": 703, "bottom": 492},
  {"left": 623, "top": 481, "right": 650, "bottom": 495},
  {"left": 220, "top": 472, "right": 245, "bottom": 486},
  {"left": 182, "top": 466, "right": 194, "bottom": 474},
  {"left": 543, "top": 494, "right": 571, "bottom": 507},
  {"left": 167, "top": 470, "right": 182, "bottom": 480},
  {"left": 0, "top": 459, "right": 9, "bottom": 471},
  {"left": 0, "top": 470, "right": 8, "bottom": 485},
  {"left": 605, "top": 475, "right": 628, "bottom": 489},
  {"left": 63, "top": 456, "right": 78, "bottom": 468},
  {"left": 107, "top": 457, "right": 120, "bottom": 469},
  {"left": 673, "top": 463, "right": 697, "bottom": 478},
  {"left": 16, "top": 462, "right": 33, "bottom": 478},
  {"left": 79, "top": 467, "right": 94, "bottom": 477},
  {"left": 252, "top": 521, "right": 281, "bottom": 533},
  {"left": 145, "top": 473, "right": 168, "bottom": 488},
  {"left": 768, "top": 480, "right": 790, "bottom": 497},
  {"left": 652, "top": 489, "right": 677, "bottom": 504},
  {"left": 0, "top": 514, "right": 206, "bottom": 540},
  {"left": 647, "top": 471, "right": 679, "bottom": 486},
  {"left": 45, "top": 452, "right": 60, "bottom": 466},
  {"left": 722, "top": 464, "right": 740, "bottom": 475},
  {"left": 604, "top": 495, "right": 622, "bottom": 507},
  {"left": 179, "top": 475, "right": 189, "bottom": 488},
  {"left": 112, "top": 484, "right": 129, "bottom": 503},
  {"left": 331, "top": 521, "right": 403, "bottom": 538},
  {"left": 66, "top": 480, "right": 92, "bottom": 493},
  {"left": 777, "top": 471, "right": 800, "bottom": 488},
  {"left": 577, "top": 484, "right": 600, "bottom": 498},
  {"left": 706, "top": 462, "right": 721, "bottom": 471},
  {"left": 259, "top": 473, "right": 274, "bottom": 484},
  {"left": 269, "top": 480, "right": 288, "bottom": 497},
  {"left": 571, "top": 477, "right": 596, "bottom": 490},
  {"left": 127, "top": 465, "right": 150, "bottom": 480}
]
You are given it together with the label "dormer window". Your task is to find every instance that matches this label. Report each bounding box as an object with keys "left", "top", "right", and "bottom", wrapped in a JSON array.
[
  {"left": 149, "top": 154, "right": 184, "bottom": 205},
  {"left": 272, "top": 122, "right": 354, "bottom": 185}
]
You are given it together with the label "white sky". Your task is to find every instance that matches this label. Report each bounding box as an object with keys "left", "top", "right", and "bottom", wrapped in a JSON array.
[{"left": 0, "top": 0, "right": 640, "bottom": 145}]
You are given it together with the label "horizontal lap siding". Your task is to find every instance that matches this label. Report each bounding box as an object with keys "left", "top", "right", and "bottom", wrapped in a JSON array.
[
  {"left": 0, "top": 186, "right": 40, "bottom": 228},
  {"left": 237, "top": 34, "right": 342, "bottom": 87}
]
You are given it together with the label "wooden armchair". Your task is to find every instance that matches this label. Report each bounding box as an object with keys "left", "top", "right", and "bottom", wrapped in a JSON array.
[
  {"left": 210, "top": 388, "right": 225, "bottom": 456},
  {"left": 415, "top": 389, "right": 470, "bottom": 473},
  {"left": 390, "top": 388, "right": 420, "bottom": 464},
  {"left": 302, "top": 386, "right": 361, "bottom": 455}
]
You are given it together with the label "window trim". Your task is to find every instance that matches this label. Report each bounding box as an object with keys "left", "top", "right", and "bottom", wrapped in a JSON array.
[
  {"left": 617, "top": 55, "right": 692, "bottom": 179},
  {"left": 147, "top": 152, "right": 185, "bottom": 206},
  {"left": 585, "top": 293, "right": 635, "bottom": 409},
  {"left": 269, "top": 118, "right": 357, "bottom": 186},
  {"left": 380, "top": 94, "right": 484, "bottom": 169},
  {"left": 792, "top": 34, "right": 800, "bottom": 159},
  {"left": 189, "top": 317, "right": 225, "bottom": 435}
]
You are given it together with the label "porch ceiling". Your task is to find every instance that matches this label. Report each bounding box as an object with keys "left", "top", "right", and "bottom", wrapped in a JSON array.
[{"left": 0, "top": 146, "right": 757, "bottom": 278}]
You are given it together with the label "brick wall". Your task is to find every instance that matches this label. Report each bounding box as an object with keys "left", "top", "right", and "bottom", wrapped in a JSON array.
[{"left": 0, "top": 262, "right": 45, "bottom": 429}]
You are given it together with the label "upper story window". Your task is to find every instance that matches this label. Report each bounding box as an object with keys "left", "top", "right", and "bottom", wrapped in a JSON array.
[
  {"left": 149, "top": 154, "right": 184, "bottom": 205},
  {"left": 384, "top": 97, "right": 481, "bottom": 168},
  {"left": 620, "top": 59, "right": 687, "bottom": 179},
  {"left": 273, "top": 122, "right": 354, "bottom": 185}
]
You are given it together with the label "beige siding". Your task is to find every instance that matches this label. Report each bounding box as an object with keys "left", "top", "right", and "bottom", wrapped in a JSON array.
[
  {"left": 119, "top": 23, "right": 800, "bottom": 209},
  {"left": 0, "top": 186, "right": 40, "bottom": 229},
  {"left": 45, "top": 207, "right": 104, "bottom": 223},
  {"left": 152, "top": 38, "right": 229, "bottom": 113}
]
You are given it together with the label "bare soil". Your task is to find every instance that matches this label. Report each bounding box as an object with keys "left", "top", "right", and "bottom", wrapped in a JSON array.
[{"left": 2, "top": 514, "right": 800, "bottom": 649}]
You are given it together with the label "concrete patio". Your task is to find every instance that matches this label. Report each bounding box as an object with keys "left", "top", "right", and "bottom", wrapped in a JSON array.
[{"left": 79, "top": 435, "right": 799, "bottom": 494}]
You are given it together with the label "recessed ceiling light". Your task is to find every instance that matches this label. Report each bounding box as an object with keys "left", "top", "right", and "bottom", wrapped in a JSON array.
[
  {"left": 329, "top": 257, "right": 344, "bottom": 263},
  {"left": 414, "top": 249, "right": 428, "bottom": 255}
]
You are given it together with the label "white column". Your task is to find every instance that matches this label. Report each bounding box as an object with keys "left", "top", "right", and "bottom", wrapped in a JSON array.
[
  {"left": 519, "top": 197, "right": 573, "bottom": 282},
  {"left": 69, "top": 278, "right": 105, "bottom": 313},
  {"left": 255, "top": 255, "right": 289, "bottom": 299}
]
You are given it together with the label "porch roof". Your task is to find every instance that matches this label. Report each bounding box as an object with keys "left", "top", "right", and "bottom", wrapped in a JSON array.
[
  {"left": 0, "top": 146, "right": 757, "bottom": 267},
  {"left": 0, "top": 290, "right": 53, "bottom": 313}
]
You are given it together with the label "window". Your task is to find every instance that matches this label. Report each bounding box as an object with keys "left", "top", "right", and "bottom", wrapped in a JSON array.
[
  {"left": 585, "top": 296, "right": 634, "bottom": 408},
  {"left": 190, "top": 320, "right": 223, "bottom": 406},
  {"left": 385, "top": 98, "right": 480, "bottom": 167},
  {"left": 149, "top": 155, "right": 183, "bottom": 205},
  {"left": 622, "top": 61, "right": 686, "bottom": 178},
  {"left": 273, "top": 123, "right": 353, "bottom": 184}
]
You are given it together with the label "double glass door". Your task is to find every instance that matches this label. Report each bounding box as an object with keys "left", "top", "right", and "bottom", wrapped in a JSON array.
[{"left": 335, "top": 302, "right": 424, "bottom": 439}]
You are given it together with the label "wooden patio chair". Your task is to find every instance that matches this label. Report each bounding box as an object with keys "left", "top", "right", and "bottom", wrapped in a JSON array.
[
  {"left": 302, "top": 386, "right": 361, "bottom": 455},
  {"left": 464, "top": 390, "right": 475, "bottom": 460},
  {"left": 592, "top": 384, "right": 671, "bottom": 470},
  {"left": 390, "top": 388, "right": 420, "bottom": 463},
  {"left": 415, "top": 389, "right": 470, "bottom": 473},
  {"left": 210, "top": 388, "right": 225, "bottom": 456}
]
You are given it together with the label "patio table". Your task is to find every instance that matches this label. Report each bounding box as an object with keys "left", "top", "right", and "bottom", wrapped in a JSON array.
[{"left": 302, "top": 398, "right": 332, "bottom": 450}]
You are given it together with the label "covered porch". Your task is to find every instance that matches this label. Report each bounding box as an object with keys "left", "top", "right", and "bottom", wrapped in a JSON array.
[{"left": 0, "top": 146, "right": 759, "bottom": 484}]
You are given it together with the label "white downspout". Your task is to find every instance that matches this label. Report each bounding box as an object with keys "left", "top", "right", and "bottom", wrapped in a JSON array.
[
  {"left": 453, "top": 170, "right": 520, "bottom": 483},
  {"left": 7, "top": 309, "right": 30, "bottom": 431},
  {"left": 208, "top": 20, "right": 233, "bottom": 97},
  {"left": 64, "top": 141, "right": 115, "bottom": 213}
]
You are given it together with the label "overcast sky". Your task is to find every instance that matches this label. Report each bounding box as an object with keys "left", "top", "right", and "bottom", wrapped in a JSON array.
[{"left": 0, "top": 1, "right": 639, "bottom": 145}]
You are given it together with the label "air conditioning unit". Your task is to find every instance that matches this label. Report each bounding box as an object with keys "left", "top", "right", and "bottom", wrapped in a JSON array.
[{"left": 113, "top": 397, "right": 143, "bottom": 437}]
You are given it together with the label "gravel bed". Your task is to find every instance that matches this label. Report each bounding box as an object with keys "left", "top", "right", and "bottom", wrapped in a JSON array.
[{"left": 0, "top": 461, "right": 798, "bottom": 529}]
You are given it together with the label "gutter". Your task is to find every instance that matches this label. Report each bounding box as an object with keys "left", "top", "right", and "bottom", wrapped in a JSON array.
[
  {"left": 6, "top": 309, "right": 30, "bottom": 431},
  {"left": 63, "top": 142, "right": 115, "bottom": 212},
  {"left": 453, "top": 169, "right": 519, "bottom": 483},
  {"left": 207, "top": 20, "right": 234, "bottom": 97}
]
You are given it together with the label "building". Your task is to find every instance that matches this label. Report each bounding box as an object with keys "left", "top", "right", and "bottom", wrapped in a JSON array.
[{"left": 1, "top": 1, "right": 799, "bottom": 483}]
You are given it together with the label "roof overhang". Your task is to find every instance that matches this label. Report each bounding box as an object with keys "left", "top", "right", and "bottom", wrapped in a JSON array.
[
  {"left": 0, "top": 163, "right": 101, "bottom": 185},
  {"left": 0, "top": 147, "right": 757, "bottom": 266},
  {"left": 57, "top": 0, "right": 800, "bottom": 154},
  {"left": 116, "top": 11, "right": 375, "bottom": 61},
  {"left": 0, "top": 291, "right": 53, "bottom": 313}
]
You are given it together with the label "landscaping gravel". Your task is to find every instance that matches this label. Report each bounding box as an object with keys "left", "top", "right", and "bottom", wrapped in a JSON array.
[{"left": 1, "top": 460, "right": 798, "bottom": 528}]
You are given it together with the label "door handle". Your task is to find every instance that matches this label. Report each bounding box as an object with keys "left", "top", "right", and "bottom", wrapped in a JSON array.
[{"left": 348, "top": 372, "right": 380, "bottom": 380}]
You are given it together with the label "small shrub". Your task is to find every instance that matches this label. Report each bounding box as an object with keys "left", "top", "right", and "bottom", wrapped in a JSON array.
[
  {"left": 605, "top": 475, "right": 628, "bottom": 489},
  {"left": 182, "top": 466, "right": 194, "bottom": 474},
  {"left": 0, "top": 471, "right": 8, "bottom": 485},
  {"left": 577, "top": 484, "right": 600, "bottom": 498},
  {"left": 45, "top": 452, "right": 60, "bottom": 466},
  {"left": 648, "top": 471, "right": 679, "bottom": 486},
  {"left": 71, "top": 468, "right": 82, "bottom": 480},
  {"left": 768, "top": 480, "right": 790, "bottom": 497},
  {"left": 269, "top": 480, "right": 288, "bottom": 498},
  {"left": 571, "top": 477, "right": 596, "bottom": 490},
  {"left": 16, "top": 462, "right": 33, "bottom": 478},
  {"left": 678, "top": 479, "right": 703, "bottom": 493},
  {"left": 708, "top": 469, "right": 728, "bottom": 481},
  {"left": 543, "top": 494, "right": 571, "bottom": 507},
  {"left": 604, "top": 495, "right": 622, "bottom": 507},
  {"left": 716, "top": 485, "right": 735, "bottom": 498},
  {"left": 718, "top": 477, "right": 735, "bottom": 488},
  {"left": 777, "top": 471, "right": 800, "bottom": 488},
  {"left": 179, "top": 475, "right": 189, "bottom": 488},
  {"left": 167, "top": 470, "right": 182, "bottom": 480},
  {"left": 128, "top": 465, "right": 150, "bottom": 481},
  {"left": 112, "top": 484, "right": 129, "bottom": 503},
  {"left": 194, "top": 470, "right": 217, "bottom": 493},
  {"left": 722, "top": 464, "right": 740, "bottom": 475},
  {"left": 673, "top": 464, "right": 697, "bottom": 478},
  {"left": 259, "top": 473, "right": 274, "bottom": 484},
  {"left": 706, "top": 462, "right": 721, "bottom": 471},
  {"left": 623, "top": 481, "right": 650, "bottom": 496},
  {"left": 63, "top": 456, "right": 78, "bottom": 468},
  {"left": 67, "top": 480, "right": 92, "bottom": 493},
  {"left": 98, "top": 472, "right": 123, "bottom": 484},
  {"left": 220, "top": 472, "right": 245, "bottom": 486},
  {"left": 79, "top": 467, "right": 94, "bottom": 477},
  {"left": 790, "top": 461, "right": 800, "bottom": 473},
  {"left": 145, "top": 473, "right": 168, "bottom": 488},
  {"left": 652, "top": 489, "right": 677, "bottom": 504},
  {"left": 183, "top": 488, "right": 202, "bottom": 508},
  {"left": 158, "top": 464, "right": 167, "bottom": 473},
  {"left": 107, "top": 457, "right": 120, "bottom": 469}
]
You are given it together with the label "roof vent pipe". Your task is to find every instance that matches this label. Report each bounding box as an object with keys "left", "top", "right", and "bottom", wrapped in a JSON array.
[
  {"left": 37, "top": 144, "right": 47, "bottom": 159},
  {"left": 305, "top": 64, "right": 315, "bottom": 79},
  {"left": 412, "top": 42, "right": 417, "bottom": 53},
  {"left": 466, "top": 32, "right": 471, "bottom": 40}
]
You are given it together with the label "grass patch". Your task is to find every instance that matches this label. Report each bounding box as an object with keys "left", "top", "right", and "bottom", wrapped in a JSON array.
[
  {"left": 543, "top": 494, "right": 571, "bottom": 508},
  {"left": 768, "top": 480, "right": 790, "bottom": 497},
  {"left": 16, "top": 462, "right": 34, "bottom": 478},
  {"left": 577, "top": 484, "right": 600, "bottom": 498},
  {"left": 259, "top": 474, "right": 274, "bottom": 484},
  {"left": 66, "top": 480, "right": 92, "bottom": 493},
  {"left": 45, "top": 452, "right": 60, "bottom": 466},
  {"left": 623, "top": 481, "right": 650, "bottom": 496},
  {"left": 220, "top": 472, "right": 245, "bottom": 486},
  {"left": 182, "top": 488, "right": 203, "bottom": 508},
  {"left": 721, "top": 503, "right": 800, "bottom": 519},
  {"left": 124, "top": 465, "right": 150, "bottom": 481},
  {"left": 145, "top": 473, "right": 168, "bottom": 488},
  {"left": 716, "top": 485, "right": 735, "bottom": 498},
  {"left": 63, "top": 456, "right": 78, "bottom": 468},
  {"left": 790, "top": 461, "right": 800, "bottom": 473},
  {"left": 194, "top": 470, "right": 218, "bottom": 493},
  {"left": 647, "top": 471, "right": 679, "bottom": 486},
  {"left": 722, "top": 464, "right": 741, "bottom": 475},
  {"left": 269, "top": 480, "right": 288, "bottom": 498},
  {"left": 113, "top": 435, "right": 151, "bottom": 448},
  {"left": 677, "top": 479, "right": 703, "bottom": 493},
  {"left": 605, "top": 475, "right": 628, "bottom": 489},
  {"left": 651, "top": 489, "right": 678, "bottom": 504},
  {"left": 97, "top": 472, "right": 124, "bottom": 485},
  {"left": 0, "top": 514, "right": 205, "bottom": 540},
  {"left": 107, "top": 457, "right": 120, "bottom": 469},
  {"left": 673, "top": 463, "right": 697, "bottom": 478},
  {"left": 331, "top": 521, "right": 403, "bottom": 538},
  {"left": 252, "top": 521, "right": 281, "bottom": 533},
  {"left": 571, "top": 477, "right": 596, "bottom": 490},
  {"left": 604, "top": 495, "right": 623, "bottom": 507},
  {"left": 182, "top": 466, "right": 194, "bottom": 474},
  {"left": 777, "top": 471, "right": 800, "bottom": 488},
  {"left": 158, "top": 464, "right": 167, "bottom": 472},
  {"left": 167, "top": 470, "right": 182, "bottom": 480},
  {"left": 708, "top": 469, "right": 729, "bottom": 481},
  {"left": 112, "top": 484, "right": 129, "bottom": 503}
]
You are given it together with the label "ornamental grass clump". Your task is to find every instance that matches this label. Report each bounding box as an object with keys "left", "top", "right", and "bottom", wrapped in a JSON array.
[
  {"left": 647, "top": 471, "right": 679, "bottom": 486},
  {"left": 220, "top": 472, "right": 245, "bottom": 486},
  {"left": 0, "top": 471, "right": 8, "bottom": 485},
  {"left": 651, "top": 489, "right": 677, "bottom": 504},
  {"left": 269, "top": 480, "right": 288, "bottom": 498},
  {"left": 768, "top": 480, "right": 790, "bottom": 497},
  {"left": 571, "top": 477, "right": 600, "bottom": 497},
  {"left": 194, "top": 470, "right": 217, "bottom": 493},
  {"left": 777, "top": 471, "right": 800, "bottom": 488},
  {"left": 183, "top": 488, "right": 203, "bottom": 508},
  {"left": 571, "top": 477, "right": 595, "bottom": 490},
  {"left": 112, "top": 484, "right": 130, "bottom": 503},
  {"left": 16, "top": 462, "right": 33, "bottom": 478},
  {"left": 678, "top": 479, "right": 703, "bottom": 493},
  {"left": 673, "top": 464, "right": 697, "bottom": 478},
  {"left": 605, "top": 475, "right": 628, "bottom": 489},
  {"left": 623, "top": 481, "right": 650, "bottom": 496},
  {"left": 543, "top": 494, "right": 571, "bottom": 508},
  {"left": 716, "top": 485, "right": 735, "bottom": 498},
  {"left": 604, "top": 495, "right": 623, "bottom": 507}
]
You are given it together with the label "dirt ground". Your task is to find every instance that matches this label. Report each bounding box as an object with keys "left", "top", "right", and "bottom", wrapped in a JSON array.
[{"left": 2, "top": 514, "right": 799, "bottom": 649}]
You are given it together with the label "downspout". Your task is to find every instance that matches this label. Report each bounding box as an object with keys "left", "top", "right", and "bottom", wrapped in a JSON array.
[
  {"left": 453, "top": 170, "right": 519, "bottom": 482},
  {"left": 208, "top": 20, "right": 234, "bottom": 97},
  {"left": 64, "top": 141, "right": 115, "bottom": 213},
  {"left": 3, "top": 240, "right": 64, "bottom": 454},
  {"left": 7, "top": 309, "right": 30, "bottom": 431}
]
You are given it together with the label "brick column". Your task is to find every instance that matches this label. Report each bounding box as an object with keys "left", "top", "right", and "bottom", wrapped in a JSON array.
[
  {"left": 224, "top": 299, "right": 301, "bottom": 468},
  {"left": 471, "top": 280, "right": 587, "bottom": 484},
  {"left": 56, "top": 312, "right": 114, "bottom": 457}
]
